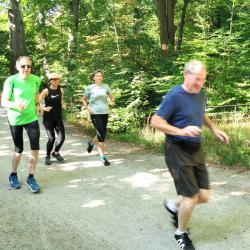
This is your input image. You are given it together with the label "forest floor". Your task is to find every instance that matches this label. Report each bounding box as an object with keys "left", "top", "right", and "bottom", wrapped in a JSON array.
[{"left": 0, "top": 107, "right": 250, "bottom": 250}]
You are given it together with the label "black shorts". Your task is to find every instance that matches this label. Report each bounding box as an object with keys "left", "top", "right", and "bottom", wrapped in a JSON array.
[
  {"left": 90, "top": 114, "right": 108, "bottom": 142},
  {"left": 9, "top": 120, "right": 40, "bottom": 153},
  {"left": 165, "top": 141, "right": 209, "bottom": 197}
]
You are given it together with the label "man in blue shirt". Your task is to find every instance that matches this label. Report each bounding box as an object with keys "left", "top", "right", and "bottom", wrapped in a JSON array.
[{"left": 150, "top": 60, "right": 229, "bottom": 250}]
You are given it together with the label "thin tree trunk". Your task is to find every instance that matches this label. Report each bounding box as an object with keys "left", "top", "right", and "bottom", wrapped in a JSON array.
[
  {"left": 156, "top": 0, "right": 177, "bottom": 56},
  {"left": 37, "top": 10, "right": 49, "bottom": 74},
  {"left": 156, "top": 0, "right": 168, "bottom": 55},
  {"left": 8, "top": 0, "right": 27, "bottom": 74},
  {"left": 176, "top": 0, "right": 189, "bottom": 51},
  {"left": 68, "top": 0, "right": 80, "bottom": 63},
  {"left": 108, "top": 1, "right": 122, "bottom": 64},
  {"left": 166, "top": 0, "right": 177, "bottom": 46}
]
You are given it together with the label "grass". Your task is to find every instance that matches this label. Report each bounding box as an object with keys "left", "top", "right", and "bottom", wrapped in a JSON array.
[
  {"left": 65, "top": 110, "right": 250, "bottom": 169},
  {"left": 109, "top": 123, "right": 250, "bottom": 169}
]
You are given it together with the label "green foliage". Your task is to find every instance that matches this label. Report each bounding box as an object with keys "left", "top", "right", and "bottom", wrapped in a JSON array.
[{"left": 202, "top": 124, "right": 250, "bottom": 168}]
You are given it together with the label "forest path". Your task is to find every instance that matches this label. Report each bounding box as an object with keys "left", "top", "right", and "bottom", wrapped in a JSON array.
[{"left": 0, "top": 107, "right": 249, "bottom": 250}]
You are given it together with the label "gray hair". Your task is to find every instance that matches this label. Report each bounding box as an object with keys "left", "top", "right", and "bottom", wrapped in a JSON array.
[
  {"left": 184, "top": 60, "right": 207, "bottom": 74},
  {"left": 16, "top": 56, "right": 32, "bottom": 66}
]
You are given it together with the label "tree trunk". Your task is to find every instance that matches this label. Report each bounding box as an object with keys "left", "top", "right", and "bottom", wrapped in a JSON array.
[
  {"left": 156, "top": 0, "right": 177, "bottom": 56},
  {"left": 68, "top": 0, "right": 80, "bottom": 63},
  {"left": 176, "top": 0, "right": 189, "bottom": 51},
  {"left": 166, "top": 0, "right": 177, "bottom": 46},
  {"left": 156, "top": 0, "right": 168, "bottom": 55},
  {"left": 37, "top": 9, "right": 49, "bottom": 74},
  {"left": 8, "top": 0, "right": 27, "bottom": 74}
]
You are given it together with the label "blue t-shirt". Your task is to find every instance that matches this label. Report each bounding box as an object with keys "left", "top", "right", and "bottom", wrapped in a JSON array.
[{"left": 156, "top": 85, "right": 207, "bottom": 142}]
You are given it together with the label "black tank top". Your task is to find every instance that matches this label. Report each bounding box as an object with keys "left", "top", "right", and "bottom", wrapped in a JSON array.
[{"left": 43, "top": 86, "right": 62, "bottom": 120}]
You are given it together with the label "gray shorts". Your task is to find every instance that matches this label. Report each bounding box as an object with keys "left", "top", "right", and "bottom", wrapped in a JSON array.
[{"left": 165, "top": 141, "right": 209, "bottom": 197}]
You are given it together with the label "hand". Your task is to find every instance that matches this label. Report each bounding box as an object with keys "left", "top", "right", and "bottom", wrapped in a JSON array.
[
  {"left": 180, "top": 126, "right": 201, "bottom": 137},
  {"left": 213, "top": 127, "right": 229, "bottom": 144},
  {"left": 44, "top": 106, "right": 53, "bottom": 112},
  {"left": 62, "top": 103, "right": 66, "bottom": 110},
  {"left": 87, "top": 106, "right": 93, "bottom": 114},
  {"left": 110, "top": 99, "right": 115, "bottom": 106},
  {"left": 16, "top": 102, "right": 26, "bottom": 111}
]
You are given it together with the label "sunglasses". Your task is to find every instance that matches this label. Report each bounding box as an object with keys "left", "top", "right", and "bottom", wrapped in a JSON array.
[
  {"left": 50, "top": 78, "right": 59, "bottom": 81},
  {"left": 20, "top": 65, "right": 31, "bottom": 69}
]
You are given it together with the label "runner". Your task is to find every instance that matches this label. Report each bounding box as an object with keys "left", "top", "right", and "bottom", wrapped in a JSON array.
[
  {"left": 82, "top": 70, "right": 115, "bottom": 166},
  {"left": 1, "top": 56, "right": 41, "bottom": 193},
  {"left": 39, "top": 73, "right": 66, "bottom": 165},
  {"left": 150, "top": 60, "right": 229, "bottom": 250}
]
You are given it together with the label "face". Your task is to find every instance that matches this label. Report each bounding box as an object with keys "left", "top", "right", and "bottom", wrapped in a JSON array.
[
  {"left": 50, "top": 78, "right": 60, "bottom": 87},
  {"left": 183, "top": 70, "right": 206, "bottom": 93},
  {"left": 16, "top": 58, "right": 32, "bottom": 79},
  {"left": 93, "top": 72, "right": 103, "bottom": 84}
]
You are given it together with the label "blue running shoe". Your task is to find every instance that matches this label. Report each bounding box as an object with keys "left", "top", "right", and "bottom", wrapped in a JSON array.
[
  {"left": 25, "top": 176, "right": 40, "bottom": 193},
  {"left": 9, "top": 174, "right": 21, "bottom": 189}
]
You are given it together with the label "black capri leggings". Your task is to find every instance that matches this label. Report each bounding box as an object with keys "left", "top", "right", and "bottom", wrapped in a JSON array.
[
  {"left": 9, "top": 120, "right": 40, "bottom": 153},
  {"left": 43, "top": 118, "right": 65, "bottom": 156},
  {"left": 90, "top": 114, "right": 109, "bottom": 142}
]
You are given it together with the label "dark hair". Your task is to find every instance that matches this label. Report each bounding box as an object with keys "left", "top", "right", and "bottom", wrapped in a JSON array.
[{"left": 89, "top": 69, "right": 104, "bottom": 81}]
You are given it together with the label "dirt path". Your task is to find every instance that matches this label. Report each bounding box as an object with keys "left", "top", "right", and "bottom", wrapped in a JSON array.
[{"left": 0, "top": 107, "right": 249, "bottom": 250}]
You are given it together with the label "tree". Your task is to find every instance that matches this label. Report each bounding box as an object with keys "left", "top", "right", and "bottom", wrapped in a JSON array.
[
  {"left": 8, "top": 0, "right": 27, "bottom": 73},
  {"left": 68, "top": 0, "right": 80, "bottom": 70},
  {"left": 176, "top": 0, "right": 189, "bottom": 51},
  {"left": 156, "top": 0, "right": 177, "bottom": 55}
]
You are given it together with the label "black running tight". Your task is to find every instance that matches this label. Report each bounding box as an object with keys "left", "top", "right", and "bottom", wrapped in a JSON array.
[{"left": 43, "top": 118, "right": 65, "bottom": 156}]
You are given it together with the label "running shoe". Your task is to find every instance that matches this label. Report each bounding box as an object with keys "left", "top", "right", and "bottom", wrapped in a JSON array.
[
  {"left": 163, "top": 199, "right": 178, "bottom": 228},
  {"left": 9, "top": 174, "right": 21, "bottom": 189},
  {"left": 174, "top": 232, "right": 195, "bottom": 250},
  {"left": 45, "top": 156, "right": 51, "bottom": 165},
  {"left": 87, "top": 141, "right": 94, "bottom": 153},
  {"left": 101, "top": 156, "right": 111, "bottom": 166},
  {"left": 25, "top": 176, "right": 40, "bottom": 193},
  {"left": 52, "top": 152, "right": 65, "bottom": 162}
]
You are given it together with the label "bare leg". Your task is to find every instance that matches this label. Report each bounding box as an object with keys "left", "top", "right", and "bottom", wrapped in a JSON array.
[
  {"left": 92, "top": 136, "right": 105, "bottom": 156},
  {"left": 12, "top": 152, "right": 22, "bottom": 173},
  {"left": 28, "top": 150, "right": 39, "bottom": 175},
  {"left": 178, "top": 195, "right": 198, "bottom": 231}
]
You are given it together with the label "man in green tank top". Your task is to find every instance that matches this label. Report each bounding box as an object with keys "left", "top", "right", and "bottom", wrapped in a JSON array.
[{"left": 1, "top": 56, "right": 41, "bottom": 193}]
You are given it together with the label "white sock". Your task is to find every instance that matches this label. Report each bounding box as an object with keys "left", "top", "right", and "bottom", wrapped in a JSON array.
[
  {"left": 175, "top": 229, "right": 186, "bottom": 235},
  {"left": 167, "top": 199, "right": 177, "bottom": 212}
]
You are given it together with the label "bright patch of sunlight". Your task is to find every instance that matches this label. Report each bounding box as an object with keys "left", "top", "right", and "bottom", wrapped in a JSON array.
[
  {"left": 105, "top": 176, "right": 114, "bottom": 179},
  {"left": 71, "top": 142, "right": 84, "bottom": 146},
  {"left": 230, "top": 191, "right": 248, "bottom": 196},
  {"left": 149, "top": 168, "right": 166, "bottom": 173},
  {"left": 142, "top": 194, "right": 151, "bottom": 200},
  {"left": 211, "top": 181, "right": 227, "bottom": 186},
  {"left": 59, "top": 160, "right": 104, "bottom": 171},
  {"left": 66, "top": 185, "right": 79, "bottom": 188},
  {"left": 0, "top": 150, "right": 11, "bottom": 156},
  {"left": 121, "top": 172, "right": 158, "bottom": 188},
  {"left": 81, "top": 200, "right": 105, "bottom": 208},
  {"left": 69, "top": 179, "right": 83, "bottom": 183},
  {"left": 109, "top": 158, "right": 124, "bottom": 165}
]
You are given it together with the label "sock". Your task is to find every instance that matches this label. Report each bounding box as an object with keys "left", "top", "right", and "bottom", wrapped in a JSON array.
[
  {"left": 100, "top": 155, "right": 106, "bottom": 160},
  {"left": 175, "top": 229, "right": 186, "bottom": 235},
  {"left": 28, "top": 174, "right": 34, "bottom": 178},
  {"left": 11, "top": 172, "right": 17, "bottom": 176},
  {"left": 167, "top": 199, "right": 178, "bottom": 213},
  {"left": 53, "top": 151, "right": 59, "bottom": 155}
]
